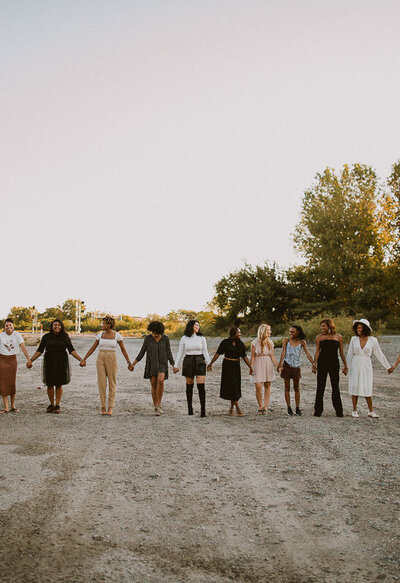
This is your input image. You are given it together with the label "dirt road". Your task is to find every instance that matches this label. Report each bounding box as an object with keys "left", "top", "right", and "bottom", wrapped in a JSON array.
[{"left": 0, "top": 336, "right": 399, "bottom": 582}]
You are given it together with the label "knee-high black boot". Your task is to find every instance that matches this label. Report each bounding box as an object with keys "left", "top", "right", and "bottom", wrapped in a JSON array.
[
  {"left": 186, "top": 383, "right": 194, "bottom": 415},
  {"left": 197, "top": 383, "right": 206, "bottom": 417}
]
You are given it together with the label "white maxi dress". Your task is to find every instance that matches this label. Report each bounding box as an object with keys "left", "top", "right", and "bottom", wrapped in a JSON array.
[{"left": 347, "top": 336, "right": 390, "bottom": 397}]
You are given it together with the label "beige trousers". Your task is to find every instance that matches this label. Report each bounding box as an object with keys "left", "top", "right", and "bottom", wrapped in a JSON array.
[{"left": 96, "top": 350, "right": 118, "bottom": 409}]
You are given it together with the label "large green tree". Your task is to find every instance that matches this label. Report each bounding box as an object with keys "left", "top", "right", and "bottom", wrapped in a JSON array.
[{"left": 293, "top": 164, "right": 391, "bottom": 309}]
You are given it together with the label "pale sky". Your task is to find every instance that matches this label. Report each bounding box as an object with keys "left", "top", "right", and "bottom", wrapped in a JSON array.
[{"left": 1, "top": 0, "right": 399, "bottom": 317}]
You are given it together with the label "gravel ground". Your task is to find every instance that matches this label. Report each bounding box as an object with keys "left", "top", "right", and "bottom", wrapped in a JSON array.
[{"left": 0, "top": 336, "right": 399, "bottom": 583}]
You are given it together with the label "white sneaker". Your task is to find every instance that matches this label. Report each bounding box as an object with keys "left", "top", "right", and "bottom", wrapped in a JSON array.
[
  {"left": 154, "top": 407, "right": 161, "bottom": 416},
  {"left": 158, "top": 407, "right": 164, "bottom": 415},
  {"left": 368, "top": 411, "right": 379, "bottom": 418},
  {"left": 351, "top": 410, "right": 359, "bottom": 418}
]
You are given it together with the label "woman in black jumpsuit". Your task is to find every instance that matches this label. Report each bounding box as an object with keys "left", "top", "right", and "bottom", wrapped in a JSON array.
[
  {"left": 313, "top": 319, "right": 348, "bottom": 417},
  {"left": 208, "top": 327, "right": 252, "bottom": 416}
]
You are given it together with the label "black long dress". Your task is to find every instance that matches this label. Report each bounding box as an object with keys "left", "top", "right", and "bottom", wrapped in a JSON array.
[
  {"left": 216, "top": 338, "right": 247, "bottom": 401},
  {"left": 37, "top": 332, "right": 75, "bottom": 387},
  {"left": 135, "top": 334, "right": 175, "bottom": 379},
  {"left": 314, "top": 339, "right": 343, "bottom": 417}
]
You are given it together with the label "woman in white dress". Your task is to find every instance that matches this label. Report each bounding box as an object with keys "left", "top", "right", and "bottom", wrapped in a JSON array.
[
  {"left": 346, "top": 319, "right": 390, "bottom": 418},
  {"left": 250, "top": 324, "right": 278, "bottom": 414}
]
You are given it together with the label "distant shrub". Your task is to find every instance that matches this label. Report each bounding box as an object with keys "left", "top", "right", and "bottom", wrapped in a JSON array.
[{"left": 81, "top": 318, "right": 102, "bottom": 333}]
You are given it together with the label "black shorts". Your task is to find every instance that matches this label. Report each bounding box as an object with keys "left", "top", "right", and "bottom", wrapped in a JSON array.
[
  {"left": 182, "top": 355, "right": 207, "bottom": 377},
  {"left": 280, "top": 361, "right": 301, "bottom": 380}
]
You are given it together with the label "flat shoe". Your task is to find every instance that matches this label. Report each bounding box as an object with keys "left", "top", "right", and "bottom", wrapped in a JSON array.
[
  {"left": 368, "top": 411, "right": 379, "bottom": 418},
  {"left": 10, "top": 408, "right": 20, "bottom": 412},
  {"left": 53, "top": 405, "right": 61, "bottom": 414}
]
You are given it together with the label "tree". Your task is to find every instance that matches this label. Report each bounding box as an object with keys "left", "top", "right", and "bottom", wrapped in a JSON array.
[
  {"left": 7, "top": 306, "right": 33, "bottom": 328},
  {"left": 293, "top": 164, "right": 391, "bottom": 308},
  {"left": 213, "top": 262, "right": 289, "bottom": 326}
]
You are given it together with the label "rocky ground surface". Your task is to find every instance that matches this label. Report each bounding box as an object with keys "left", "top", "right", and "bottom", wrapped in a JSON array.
[{"left": 0, "top": 336, "right": 399, "bottom": 583}]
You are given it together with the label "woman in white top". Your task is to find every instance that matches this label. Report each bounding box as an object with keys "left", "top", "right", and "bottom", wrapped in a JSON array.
[
  {"left": 173, "top": 320, "right": 211, "bottom": 417},
  {"left": 250, "top": 324, "right": 279, "bottom": 414},
  {"left": 346, "top": 319, "right": 390, "bottom": 418},
  {"left": 0, "top": 318, "right": 32, "bottom": 413},
  {"left": 80, "top": 316, "right": 131, "bottom": 415}
]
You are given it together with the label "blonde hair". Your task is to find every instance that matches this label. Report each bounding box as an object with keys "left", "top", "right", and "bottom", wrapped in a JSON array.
[{"left": 257, "top": 323, "right": 273, "bottom": 352}]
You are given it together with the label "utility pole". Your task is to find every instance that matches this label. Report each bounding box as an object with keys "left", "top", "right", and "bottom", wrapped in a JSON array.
[{"left": 75, "top": 299, "right": 85, "bottom": 334}]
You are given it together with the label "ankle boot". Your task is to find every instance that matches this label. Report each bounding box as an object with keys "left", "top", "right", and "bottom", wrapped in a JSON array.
[
  {"left": 197, "top": 383, "right": 206, "bottom": 417},
  {"left": 186, "top": 383, "right": 194, "bottom": 415}
]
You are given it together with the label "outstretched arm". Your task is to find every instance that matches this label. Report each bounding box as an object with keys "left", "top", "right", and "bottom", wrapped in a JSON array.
[
  {"left": 80, "top": 340, "right": 100, "bottom": 365},
  {"left": 118, "top": 340, "right": 132, "bottom": 367},
  {"left": 301, "top": 340, "right": 314, "bottom": 366},
  {"left": 20, "top": 342, "right": 33, "bottom": 368},
  {"left": 71, "top": 350, "right": 83, "bottom": 362},
  {"left": 389, "top": 354, "right": 400, "bottom": 374},
  {"left": 277, "top": 339, "right": 288, "bottom": 371}
]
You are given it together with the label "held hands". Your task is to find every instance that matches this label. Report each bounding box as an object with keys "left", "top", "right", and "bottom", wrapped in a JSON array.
[
  {"left": 173, "top": 367, "right": 179, "bottom": 374},
  {"left": 342, "top": 366, "right": 348, "bottom": 376},
  {"left": 26, "top": 360, "right": 33, "bottom": 369},
  {"left": 79, "top": 359, "right": 86, "bottom": 367},
  {"left": 312, "top": 363, "right": 317, "bottom": 375},
  {"left": 128, "top": 364, "right": 134, "bottom": 372},
  {"left": 207, "top": 364, "right": 212, "bottom": 372},
  {"left": 249, "top": 367, "right": 253, "bottom": 375},
  {"left": 388, "top": 367, "right": 393, "bottom": 374}
]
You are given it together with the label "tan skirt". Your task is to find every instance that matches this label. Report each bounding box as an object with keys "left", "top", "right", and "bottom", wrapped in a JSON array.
[{"left": 0, "top": 354, "right": 17, "bottom": 397}]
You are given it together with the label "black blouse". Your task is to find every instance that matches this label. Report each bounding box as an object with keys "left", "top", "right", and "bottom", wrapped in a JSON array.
[
  {"left": 135, "top": 334, "right": 175, "bottom": 379},
  {"left": 217, "top": 338, "right": 247, "bottom": 359},
  {"left": 38, "top": 332, "right": 75, "bottom": 355}
]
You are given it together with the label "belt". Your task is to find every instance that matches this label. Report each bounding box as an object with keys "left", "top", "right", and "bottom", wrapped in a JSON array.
[{"left": 224, "top": 357, "right": 240, "bottom": 361}]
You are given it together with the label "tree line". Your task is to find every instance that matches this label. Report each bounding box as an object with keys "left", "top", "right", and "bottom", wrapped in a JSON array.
[
  {"left": 212, "top": 162, "right": 400, "bottom": 334},
  {"left": 3, "top": 162, "right": 399, "bottom": 337}
]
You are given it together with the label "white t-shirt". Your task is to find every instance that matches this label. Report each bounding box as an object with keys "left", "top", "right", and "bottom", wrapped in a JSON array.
[
  {"left": 96, "top": 332, "right": 122, "bottom": 351},
  {"left": 0, "top": 331, "right": 24, "bottom": 355}
]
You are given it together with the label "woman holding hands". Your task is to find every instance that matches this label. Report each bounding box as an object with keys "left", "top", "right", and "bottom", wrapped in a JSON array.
[
  {"left": 80, "top": 316, "right": 131, "bottom": 415},
  {"left": 250, "top": 324, "right": 278, "bottom": 414},
  {"left": 208, "top": 327, "right": 252, "bottom": 417},
  {"left": 30, "top": 319, "right": 83, "bottom": 413}
]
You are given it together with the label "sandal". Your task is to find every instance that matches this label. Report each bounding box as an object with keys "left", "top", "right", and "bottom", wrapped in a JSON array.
[
  {"left": 258, "top": 409, "right": 263, "bottom": 414},
  {"left": 46, "top": 404, "right": 55, "bottom": 413},
  {"left": 10, "top": 408, "right": 20, "bottom": 412},
  {"left": 0, "top": 410, "right": 8, "bottom": 414},
  {"left": 53, "top": 405, "right": 61, "bottom": 414}
]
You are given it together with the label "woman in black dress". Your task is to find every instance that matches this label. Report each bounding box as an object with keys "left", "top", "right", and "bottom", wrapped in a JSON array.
[
  {"left": 208, "top": 327, "right": 252, "bottom": 416},
  {"left": 129, "top": 321, "right": 174, "bottom": 416},
  {"left": 313, "top": 319, "right": 348, "bottom": 417},
  {"left": 30, "top": 319, "right": 83, "bottom": 413}
]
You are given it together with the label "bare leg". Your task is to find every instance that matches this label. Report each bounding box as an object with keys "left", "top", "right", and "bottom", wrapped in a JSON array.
[
  {"left": 263, "top": 382, "right": 271, "bottom": 410},
  {"left": 284, "top": 379, "right": 291, "bottom": 407},
  {"left": 255, "top": 383, "right": 263, "bottom": 410},
  {"left": 293, "top": 378, "right": 300, "bottom": 408},
  {"left": 156, "top": 373, "right": 165, "bottom": 409},
  {"left": 150, "top": 376, "right": 157, "bottom": 408},
  {"left": 365, "top": 396, "right": 373, "bottom": 412},
  {"left": 10, "top": 394, "right": 19, "bottom": 411},
  {"left": 47, "top": 386, "right": 55, "bottom": 405},
  {"left": 55, "top": 386, "right": 63, "bottom": 406},
  {"left": 351, "top": 395, "right": 358, "bottom": 411},
  {"left": 2, "top": 395, "right": 9, "bottom": 412},
  {"left": 229, "top": 400, "right": 234, "bottom": 415},
  {"left": 234, "top": 401, "right": 244, "bottom": 416}
]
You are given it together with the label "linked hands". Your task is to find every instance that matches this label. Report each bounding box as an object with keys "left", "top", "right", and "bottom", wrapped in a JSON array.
[{"left": 26, "top": 360, "right": 33, "bottom": 369}]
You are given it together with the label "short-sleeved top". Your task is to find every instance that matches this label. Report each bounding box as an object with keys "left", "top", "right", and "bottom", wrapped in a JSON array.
[
  {"left": 38, "top": 332, "right": 75, "bottom": 355},
  {"left": 251, "top": 338, "right": 274, "bottom": 355},
  {"left": 0, "top": 331, "right": 24, "bottom": 355},
  {"left": 96, "top": 332, "right": 122, "bottom": 351},
  {"left": 216, "top": 338, "right": 246, "bottom": 359}
]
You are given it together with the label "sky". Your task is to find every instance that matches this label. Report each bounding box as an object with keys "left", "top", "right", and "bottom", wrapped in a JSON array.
[{"left": 1, "top": 0, "right": 399, "bottom": 318}]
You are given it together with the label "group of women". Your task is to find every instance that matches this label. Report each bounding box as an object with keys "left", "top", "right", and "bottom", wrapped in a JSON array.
[{"left": 0, "top": 316, "right": 399, "bottom": 417}]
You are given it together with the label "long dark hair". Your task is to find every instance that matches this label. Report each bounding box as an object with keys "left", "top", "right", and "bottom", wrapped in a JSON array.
[
  {"left": 184, "top": 319, "right": 203, "bottom": 337},
  {"left": 352, "top": 322, "right": 371, "bottom": 337},
  {"left": 49, "top": 319, "right": 67, "bottom": 336}
]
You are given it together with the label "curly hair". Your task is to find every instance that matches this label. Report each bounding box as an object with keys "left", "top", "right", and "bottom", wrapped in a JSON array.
[
  {"left": 290, "top": 325, "right": 306, "bottom": 340},
  {"left": 352, "top": 322, "right": 371, "bottom": 337},
  {"left": 102, "top": 315, "right": 115, "bottom": 329},
  {"left": 147, "top": 320, "right": 165, "bottom": 335},
  {"left": 184, "top": 319, "right": 203, "bottom": 337},
  {"left": 49, "top": 319, "right": 66, "bottom": 335}
]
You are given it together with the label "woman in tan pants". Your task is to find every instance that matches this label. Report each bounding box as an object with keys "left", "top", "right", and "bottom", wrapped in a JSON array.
[{"left": 80, "top": 316, "right": 131, "bottom": 415}]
